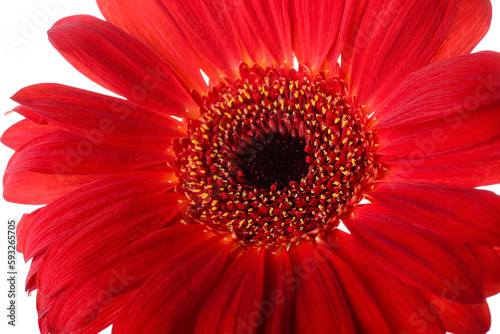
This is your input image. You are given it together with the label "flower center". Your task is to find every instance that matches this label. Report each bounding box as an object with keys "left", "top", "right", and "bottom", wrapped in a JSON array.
[
  {"left": 174, "top": 63, "right": 378, "bottom": 247},
  {"left": 235, "top": 133, "right": 309, "bottom": 190}
]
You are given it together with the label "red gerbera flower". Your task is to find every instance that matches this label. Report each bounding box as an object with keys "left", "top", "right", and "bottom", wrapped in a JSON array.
[{"left": 3, "top": 0, "right": 500, "bottom": 333}]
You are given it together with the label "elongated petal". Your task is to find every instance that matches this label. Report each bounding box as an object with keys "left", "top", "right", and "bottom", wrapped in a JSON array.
[
  {"left": 20, "top": 172, "right": 175, "bottom": 261},
  {"left": 25, "top": 252, "right": 43, "bottom": 294},
  {"left": 3, "top": 171, "right": 98, "bottom": 205},
  {"left": 37, "top": 192, "right": 186, "bottom": 298},
  {"left": 368, "top": 182, "right": 500, "bottom": 246},
  {"left": 326, "top": 230, "right": 447, "bottom": 333},
  {"left": 315, "top": 243, "right": 392, "bottom": 333},
  {"left": 373, "top": 51, "right": 500, "bottom": 128},
  {"left": 195, "top": 248, "right": 265, "bottom": 334},
  {"left": 383, "top": 137, "right": 500, "bottom": 187},
  {"left": 6, "top": 131, "right": 173, "bottom": 176},
  {"left": 111, "top": 231, "right": 233, "bottom": 334},
  {"left": 46, "top": 225, "right": 224, "bottom": 333},
  {"left": 48, "top": 15, "right": 196, "bottom": 117},
  {"left": 96, "top": 0, "right": 207, "bottom": 92},
  {"left": 429, "top": 296, "right": 491, "bottom": 334},
  {"left": 342, "top": 0, "right": 459, "bottom": 109},
  {"left": 288, "top": 241, "right": 356, "bottom": 334},
  {"left": 431, "top": 0, "right": 492, "bottom": 63},
  {"left": 221, "top": 0, "right": 274, "bottom": 67},
  {"left": 473, "top": 246, "right": 500, "bottom": 297},
  {"left": 260, "top": 248, "right": 295, "bottom": 334},
  {"left": 376, "top": 102, "right": 500, "bottom": 157},
  {"left": 290, "top": 0, "right": 345, "bottom": 72},
  {"left": 231, "top": 0, "right": 293, "bottom": 66},
  {"left": 153, "top": 0, "right": 242, "bottom": 81},
  {"left": 1, "top": 119, "right": 56, "bottom": 150},
  {"left": 11, "top": 84, "right": 186, "bottom": 147},
  {"left": 344, "top": 206, "right": 484, "bottom": 304}
]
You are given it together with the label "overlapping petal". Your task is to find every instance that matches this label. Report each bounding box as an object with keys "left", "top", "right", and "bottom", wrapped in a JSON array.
[
  {"left": 48, "top": 15, "right": 197, "bottom": 117},
  {"left": 342, "top": 0, "right": 460, "bottom": 109}
]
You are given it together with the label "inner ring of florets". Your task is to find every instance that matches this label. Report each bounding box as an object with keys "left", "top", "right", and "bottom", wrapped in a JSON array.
[{"left": 174, "top": 63, "right": 378, "bottom": 247}]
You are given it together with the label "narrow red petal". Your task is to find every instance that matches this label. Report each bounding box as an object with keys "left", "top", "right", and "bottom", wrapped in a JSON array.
[
  {"left": 3, "top": 171, "right": 98, "bottom": 205},
  {"left": 373, "top": 51, "right": 500, "bottom": 128},
  {"left": 290, "top": 0, "right": 345, "bottom": 72},
  {"left": 21, "top": 172, "right": 176, "bottom": 261},
  {"left": 45, "top": 225, "right": 224, "bottom": 333},
  {"left": 221, "top": 0, "right": 274, "bottom": 67},
  {"left": 6, "top": 131, "right": 173, "bottom": 175},
  {"left": 111, "top": 230, "right": 233, "bottom": 334},
  {"left": 1, "top": 119, "right": 56, "bottom": 150},
  {"left": 368, "top": 182, "right": 500, "bottom": 246},
  {"left": 234, "top": 0, "right": 293, "bottom": 66},
  {"left": 315, "top": 243, "right": 392, "bottom": 333},
  {"left": 259, "top": 248, "right": 295, "bottom": 334},
  {"left": 431, "top": 0, "right": 492, "bottom": 63},
  {"left": 327, "top": 230, "right": 447, "bottom": 333},
  {"left": 288, "top": 241, "right": 356, "bottom": 334},
  {"left": 48, "top": 15, "right": 196, "bottom": 117},
  {"left": 11, "top": 84, "right": 186, "bottom": 147},
  {"left": 195, "top": 247, "right": 265, "bottom": 334},
  {"left": 427, "top": 295, "right": 491, "bottom": 334},
  {"left": 26, "top": 252, "right": 43, "bottom": 294},
  {"left": 342, "top": 0, "right": 459, "bottom": 109},
  {"left": 344, "top": 206, "right": 484, "bottom": 304},
  {"left": 321, "top": 0, "right": 356, "bottom": 71},
  {"left": 151, "top": 0, "right": 242, "bottom": 81},
  {"left": 473, "top": 246, "right": 500, "bottom": 297},
  {"left": 16, "top": 209, "right": 40, "bottom": 253},
  {"left": 383, "top": 137, "right": 500, "bottom": 187},
  {"left": 376, "top": 102, "right": 500, "bottom": 157},
  {"left": 96, "top": 0, "right": 207, "bottom": 92},
  {"left": 37, "top": 192, "right": 185, "bottom": 297}
]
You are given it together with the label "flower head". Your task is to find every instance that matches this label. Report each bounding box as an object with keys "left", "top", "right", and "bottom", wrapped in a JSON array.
[{"left": 3, "top": 0, "right": 500, "bottom": 333}]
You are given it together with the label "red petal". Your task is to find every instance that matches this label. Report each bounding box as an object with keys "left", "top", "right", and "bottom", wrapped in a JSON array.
[
  {"left": 315, "top": 243, "right": 392, "bottom": 333},
  {"left": 44, "top": 225, "right": 225, "bottom": 333},
  {"left": 221, "top": 0, "right": 274, "bottom": 67},
  {"left": 321, "top": 0, "right": 356, "bottom": 71},
  {"left": 368, "top": 182, "right": 500, "bottom": 246},
  {"left": 96, "top": 0, "right": 207, "bottom": 92},
  {"left": 36, "top": 191, "right": 185, "bottom": 297},
  {"left": 383, "top": 137, "right": 500, "bottom": 187},
  {"left": 6, "top": 131, "right": 173, "bottom": 175},
  {"left": 288, "top": 241, "right": 356, "bottom": 334},
  {"left": 429, "top": 296, "right": 491, "bottom": 334},
  {"left": 26, "top": 252, "right": 43, "bottom": 294},
  {"left": 1, "top": 119, "right": 56, "bottom": 150},
  {"left": 473, "top": 246, "right": 500, "bottom": 297},
  {"left": 431, "top": 0, "right": 492, "bottom": 63},
  {"left": 234, "top": 0, "right": 293, "bottom": 66},
  {"left": 372, "top": 51, "right": 500, "bottom": 128},
  {"left": 16, "top": 209, "right": 40, "bottom": 253},
  {"left": 195, "top": 247, "right": 265, "bottom": 334},
  {"left": 3, "top": 171, "right": 98, "bottom": 205},
  {"left": 344, "top": 206, "right": 484, "bottom": 304},
  {"left": 111, "top": 229, "right": 233, "bottom": 334},
  {"left": 148, "top": 0, "right": 242, "bottom": 82},
  {"left": 376, "top": 102, "right": 500, "bottom": 157},
  {"left": 11, "top": 84, "right": 186, "bottom": 147},
  {"left": 325, "top": 230, "right": 447, "bottom": 333},
  {"left": 48, "top": 15, "right": 196, "bottom": 117},
  {"left": 290, "top": 0, "right": 346, "bottom": 72},
  {"left": 20, "top": 172, "right": 176, "bottom": 261},
  {"left": 342, "top": 0, "right": 459, "bottom": 109},
  {"left": 259, "top": 248, "right": 295, "bottom": 334}
]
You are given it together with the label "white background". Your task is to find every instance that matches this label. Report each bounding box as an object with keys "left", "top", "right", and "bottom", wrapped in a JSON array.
[{"left": 0, "top": 1, "right": 499, "bottom": 333}]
